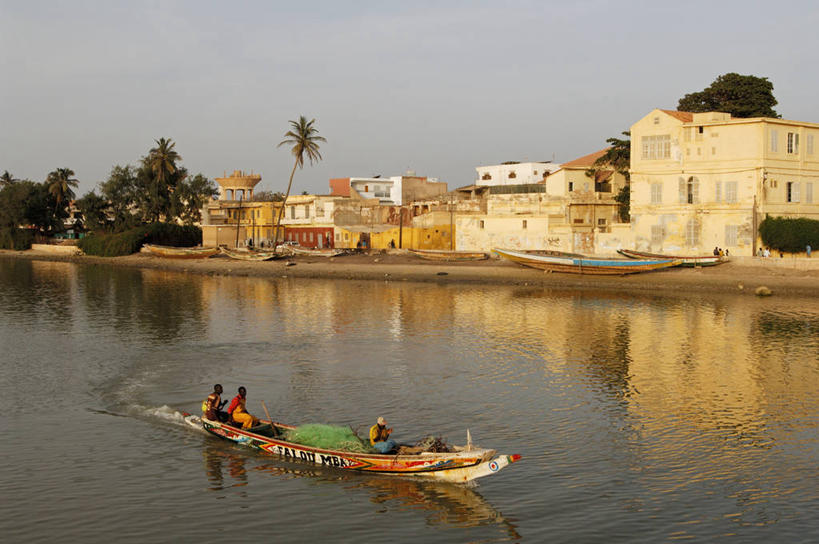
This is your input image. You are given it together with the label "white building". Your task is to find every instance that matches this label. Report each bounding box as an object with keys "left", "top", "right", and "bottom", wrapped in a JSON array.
[{"left": 475, "top": 161, "right": 561, "bottom": 186}]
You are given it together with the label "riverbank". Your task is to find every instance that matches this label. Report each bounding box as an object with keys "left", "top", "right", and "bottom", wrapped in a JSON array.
[{"left": 2, "top": 248, "right": 818, "bottom": 297}]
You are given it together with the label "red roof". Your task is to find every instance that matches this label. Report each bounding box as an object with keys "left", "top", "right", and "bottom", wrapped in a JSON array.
[
  {"left": 659, "top": 109, "right": 694, "bottom": 122},
  {"left": 560, "top": 148, "right": 610, "bottom": 169}
]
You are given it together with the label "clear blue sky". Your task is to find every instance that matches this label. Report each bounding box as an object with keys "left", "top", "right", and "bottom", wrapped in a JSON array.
[{"left": 2, "top": 0, "right": 817, "bottom": 196}]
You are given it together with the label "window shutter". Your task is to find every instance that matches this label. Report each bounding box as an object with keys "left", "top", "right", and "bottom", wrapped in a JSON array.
[
  {"left": 678, "top": 178, "right": 686, "bottom": 203},
  {"left": 692, "top": 177, "right": 700, "bottom": 203},
  {"left": 715, "top": 181, "right": 722, "bottom": 203},
  {"left": 793, "top": 183, "right": 800, "bottom": 203}
]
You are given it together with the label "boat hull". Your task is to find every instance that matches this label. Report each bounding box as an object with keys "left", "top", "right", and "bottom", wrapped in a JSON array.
[
  {"left": 409, "top": 249, "right": 488, "bottom": 261},
  {"left": 290, "top": 247, "right": 345, "bottom": 257},
  {"left": 494, "top": 248, "right": 682, "bottom": 275},
  {"left": 142, "top": 244, "right": 218, "bottom": 259},
  {"left": 617, "top": 249, "right": 725, "bottom": 267},
  {"left": 185, "top": 415, "right": 519, "bottom": 483},
  {"left": 220, "top": 247, "right": 278, "bottom": 261}
]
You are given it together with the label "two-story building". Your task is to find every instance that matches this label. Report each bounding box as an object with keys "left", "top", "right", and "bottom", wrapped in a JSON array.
[
  {"left": 329, "top": 173, "right": 448, "bottom": 206},
  {"left": 630, "top": 109, "right": 819, "bottom": 256},
  {"left": 475, "top": 161, "right": 561, "bottom": 186}
]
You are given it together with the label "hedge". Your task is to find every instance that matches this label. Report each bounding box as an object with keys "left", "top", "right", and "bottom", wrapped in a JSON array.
[
  {"left": 78, "top": 223, "right": 202, "bottom": 257},
  {"left": 759, "top": 216, "right": 819, "bottom": 253},
  {"left": 0, "top": 228, "right": 34, "bottom": 250}
]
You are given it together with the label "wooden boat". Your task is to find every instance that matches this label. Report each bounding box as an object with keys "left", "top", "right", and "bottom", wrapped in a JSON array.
[
  {"left": 184, "top": 414, "right": 521, "bottom": 484},
  {"left": 494, "top": 248, "right": 682, "bottom": 275},
  {"left": 522, "top": 249, "right": 586, "bottom": 258},
  {"left": 409, "top": 249, "right": 488, "bottom": 261},
  {"left": 617, "top": 249, "right": 725, "bottom": 267},
  {"left": 289, "top": 246, "right": 345, "bottom": 257},
  {"left": 220, "top": 247, "right": 279, "bottom": 261},
  {"left": 141, "top": 244, "right": 218, "bottom": 259}
]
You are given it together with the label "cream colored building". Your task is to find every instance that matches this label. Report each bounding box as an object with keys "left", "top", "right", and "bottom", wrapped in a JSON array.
[
  {"left": 630, "top": 109, "right": 819, "bottom": 256},
  {"left": 475, "top": 161, "right": 561, "bottom": 186}
]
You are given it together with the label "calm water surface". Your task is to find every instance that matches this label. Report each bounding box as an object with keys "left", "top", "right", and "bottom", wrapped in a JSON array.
[{"left": 1, "top": 257, "right": 818, "bottom": 543}]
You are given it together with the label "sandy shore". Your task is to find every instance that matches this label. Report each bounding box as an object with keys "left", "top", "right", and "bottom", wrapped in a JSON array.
[{"left": 3, "top": 248, "right": 818, "bottom": 298}]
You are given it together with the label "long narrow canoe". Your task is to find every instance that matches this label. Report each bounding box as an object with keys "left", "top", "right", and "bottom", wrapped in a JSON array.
[
  {"left": 617, "top": 249, "right": 725, "bottom": 267},
  {"left": 184, "top": 414, "right": 520, "bottom": 484},
  {"left": 141, "top": 244, "right": 218, "bottom": 259},
  {"left": 290, "top": 246, "right": 345, "bottom": 257},
  {"left": 409, "top": 249, "right": 489, "bottom": 261},
  {"left": 494, "top": 248, "right": 682, "bottom": 275},
  {"left": 220, "top": 247, "right": 279, "bottom": 261}
]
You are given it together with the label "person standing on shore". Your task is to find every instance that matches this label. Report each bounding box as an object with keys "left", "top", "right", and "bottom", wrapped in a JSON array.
[{"left": 808, "top": 245, "right": 812, "bottom": 258}]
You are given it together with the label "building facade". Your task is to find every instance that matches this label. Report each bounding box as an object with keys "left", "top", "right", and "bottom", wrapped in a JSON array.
[
  {"left": 475, "top": 161, "right": 561, "bottom": 186},
  {"left": 630, "top": 109, "right": 819, "bottom": 256}
]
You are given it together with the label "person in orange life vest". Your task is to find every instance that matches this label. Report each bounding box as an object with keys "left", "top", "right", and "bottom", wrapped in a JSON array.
[
  {"left": 369, "top": 416, "right": 398, "bottom": 454},
  {"left": 227, "top": 386, "right": 259, "bottom": 429},
  {"left": 203, "top": 384, "right": 228, "bottom": 422}
]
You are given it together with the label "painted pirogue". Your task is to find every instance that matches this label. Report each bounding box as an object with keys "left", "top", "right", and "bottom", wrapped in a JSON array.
[
  {"left": 141, "top": 244, "right": 218, "bottom": 259},
  {"left": 617, "top": 249, "right": 725, "bottom": 267},
  {"left": 408, "top": 249, "right": 489, "bottom": 261},
  {"left": 494, "top": 248, "right": 682, "bottom": 275},
  {"left": 184, "top": 414, "right": 521, "bottom": 484}
]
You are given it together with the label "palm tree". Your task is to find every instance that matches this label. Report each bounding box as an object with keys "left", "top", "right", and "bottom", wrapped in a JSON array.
[
  {"left": 148, "top": 137, "right": 181, "bottom": 189},
  {"left": 273, "top": 116, "right": 326, "bottom": 245},
  {"left": 0, "top": 170, "right": 17, "bottom": 187},
  {"left": 47, "top": 168, "right": 79, "bottom": 208}
]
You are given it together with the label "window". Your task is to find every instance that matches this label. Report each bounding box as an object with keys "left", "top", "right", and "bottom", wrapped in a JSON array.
[
  {"left": 335, "top": 233, "right": 340, "bottom": 241},
  {"left": 725, "top": 225, "right": 738, "bottom": 247},
  {"left": 364, "top": 185, "right": 368, "bottom": 192},
  {"left": 316, "top": 203, "right": 324, "bottom": 216},
  {"left": 597, "top": 218, "right": 607, "bottom": 226},
  {"left": 508, "top": 171, "right": 517, "bottom": 179},
  {"left": 679, "top": 177, "right": 699, "bottom": 204},
  {"left": 787, "top": 182, "right": 800, "bottom": 203},
  {"left": 787, "top": 132, "right": 800, "bottom": 154},
  {"left": 653, "top": 116, "right": 660, "bottom": 125},
  {"left": 715, "top": 181, "right": 722, "bottom": 203},
  {"left": 533, "top": 170, "right": 538, "bottom": 176},
  {"left": 725, "top": 181, "right": 738, "bottom": 203},
  {"left": 479, "top": 220, "right": 485, "bottom": 229},
  {"left": 522, "top": 220, "right": 527, "bottom": 229},
  {"left": 685, "top": 218, "right": 700, "bottom": 246},
  {"left": 482, "top": 173, "right": 492, "bottom": 180},
  {"left": 650, "top": 183, "right": 662, "bottom": 204},
  {"left": 568, "top": 182, "right": 574, "bottom": 192},
  {"left": 304, "top": 205, "right": 310, "bottom": 218},
  {"left": 344, "top": 233, "right": 349, "bottom": 241},
  {"left": 808, "top": 134, "right": 815, "bottom": 155},
  {"left": 770, "top": 129, "right": 778, "bottom": 152},
  {"left": 641, "top": 135, "right": 671, "bottom": 159},
  {"left": 309, "top": 232, "right": 314, "bottom": 242},
  {"left": 651, "top": 225, "right": 665, "bottom": 245},
  {"left": 806, "top": 182, "right": 814, "bottom": 203},
  {"left": 290, "top": 206, "right": 295, "bottom": 219}
]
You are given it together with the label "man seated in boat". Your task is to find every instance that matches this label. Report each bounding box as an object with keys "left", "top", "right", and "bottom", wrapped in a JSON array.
[
  {"left": 227, "top": 386, "right": 259, "bottom": 429},
  {"left": 202, "top": 384, "right": 229, "bottom": 422},
  {"left": 369, "top": 416, "right": 398, "bottom": 454}
]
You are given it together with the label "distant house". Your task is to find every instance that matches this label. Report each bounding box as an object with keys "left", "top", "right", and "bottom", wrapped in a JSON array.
[
  {"left": 475, "top": 161, "right": 561, "bottom": 186},
  {"left": 329, "top": 173, "right": 448, "bottom": 206},
  {"left": 630, "top": 108, "right": 819, "bottom": 256}
]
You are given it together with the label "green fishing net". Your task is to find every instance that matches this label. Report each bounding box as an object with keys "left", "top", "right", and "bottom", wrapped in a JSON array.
[{"left": 284, "top": 424, "right": 374, "bottom": 453}]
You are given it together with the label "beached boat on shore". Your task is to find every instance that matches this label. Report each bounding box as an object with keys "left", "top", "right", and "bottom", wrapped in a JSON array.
[
  {"left": 220, "top": 247, "right": 279, "bottom": 261},
  {"left": 184, "top": 414, "right": 520, "bottom": 484},
  {"left": 141, "top": 244, "right": 218, "bottom": 259},
  {"left": 409, "top": 249, "right": 489, "bottom": 261},
  {"left": 289, "top": 246, "right": 345, "bottom": 257},
  {"left": 617, "top": 249, "right": 725, "bottom": 267},
  {"left": 494, "top": 248, "right": 682, "bottom": 275}
]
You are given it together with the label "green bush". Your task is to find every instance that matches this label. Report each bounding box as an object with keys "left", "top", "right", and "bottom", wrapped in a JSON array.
[
  {"left": 759, "top": 216, "right": 819, "bottom": 253},
  {"left": 78, "top": 223, "right": 202, "bottom": 257},
  {"left": 0, "top": 228, "right": 34, "bottom": 250}
]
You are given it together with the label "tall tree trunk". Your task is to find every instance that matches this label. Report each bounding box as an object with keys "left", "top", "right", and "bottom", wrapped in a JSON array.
[{"left": 272, "top": 160, "right": 299, "bottom": 247}]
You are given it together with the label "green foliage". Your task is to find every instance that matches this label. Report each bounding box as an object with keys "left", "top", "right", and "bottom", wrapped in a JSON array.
[
  {"left": 614, "top": 185, "right": 630, "bottom": 222},
  {"left": 100, "top": 165, "right": 138, "bottom": 232},
  {"left": 78, "top": 222, "right": 202, "bottom": 257},
  {"left": 46, "top": 167, "right": 78, "bottom": 209},
  {"left": 0, "top": 228, "right": 34, "bottom": 250},
  {"left": 759, "top": 216, "right": 819, "bottom": 253},
  {"left": 0, "top": 170, "right": 17, "bottom": 187},
  {"left": 253, "top": 190, "right": 284, "bottom": 202},
  {"left": 0, "top": 181, "right": 63, "bottom": 235},
  {"left": 678, "top": 73, "right": 779, "bottom": 118},
  {"left": 284, "top": 424, "right": 374, "bottom": 453},
  {"left": 174, "top": 173, "right": 218, "bottom": 225},
  {"left": 587, "top": 131, "right": 631, "bottom": 181},
  {"left": 74, "top": 191, "right": 110, "bottom": 232}
]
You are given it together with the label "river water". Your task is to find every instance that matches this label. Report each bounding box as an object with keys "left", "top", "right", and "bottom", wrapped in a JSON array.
[{"left": 1, "top": 257, "right": 818, "bottom": 543}]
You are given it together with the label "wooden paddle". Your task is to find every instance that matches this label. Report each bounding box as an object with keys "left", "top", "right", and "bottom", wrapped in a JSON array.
[{"left": 261, "top": 400, "right": 272, "bottom": 424}]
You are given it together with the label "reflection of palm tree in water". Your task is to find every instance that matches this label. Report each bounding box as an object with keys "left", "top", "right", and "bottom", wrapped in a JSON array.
[
  {"left": 253, "top": 463, "right": 520, "bottom": 539},
  {"left": 202, "top": 445, "right": 249, "bottom": 491}
]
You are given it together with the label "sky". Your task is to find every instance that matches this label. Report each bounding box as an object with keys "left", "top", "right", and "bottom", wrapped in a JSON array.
[{"left": 2, "top": 0, "right": 819, "bottom": 196}]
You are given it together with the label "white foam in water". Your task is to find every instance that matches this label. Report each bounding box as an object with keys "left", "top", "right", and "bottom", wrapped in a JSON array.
[{"left": 127, "top": 404, "right": 190, "bottom": 426}]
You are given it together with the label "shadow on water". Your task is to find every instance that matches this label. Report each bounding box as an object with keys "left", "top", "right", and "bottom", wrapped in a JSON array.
[{"left": 200, "top": 441, "right": 520, "bottom": 540}]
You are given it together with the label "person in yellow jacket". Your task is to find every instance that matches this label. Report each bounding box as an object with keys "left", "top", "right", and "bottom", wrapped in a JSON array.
[
  {"left": 369, "top": 416, "right": 398, "bottom": 454},
  {"left": 227, "top": 386, "right": 259, "bottom": 429}
]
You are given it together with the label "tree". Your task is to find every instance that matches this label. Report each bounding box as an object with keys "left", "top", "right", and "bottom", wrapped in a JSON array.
[
  {"left": 137, "top": 138, "right": 185, "bottom": 222},
  {"left": 174, "top": 173, "right": 218, "bottom": 225},
  {"left": 273, "top": 116, "right": 326, "bottom": 244},
  {"left": 100, "top": 165, "right": 138, "bottom": 231},
  {"left": 0, "top": 170, "right": 17, "bottom": 187},
  {"left": 46, "top": 167, "right": 79, "bottom": 209},
  {"left": 75, "top": 191, "right": 110, "bottom": 232},
  {"left": 677, "top": 73, "right": 779, "bottom": 118},
  {"left": 253, "top": 190, "right": 284, "bottom": 202},
  {"left": 586, "top": 132, "right": 632, "bottom": 222}
]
